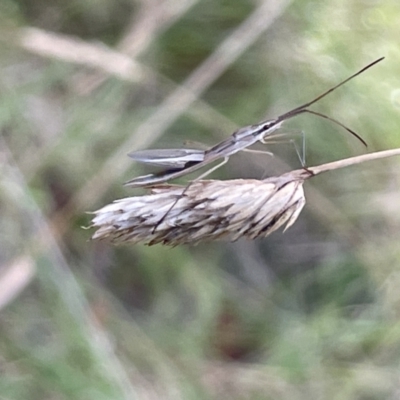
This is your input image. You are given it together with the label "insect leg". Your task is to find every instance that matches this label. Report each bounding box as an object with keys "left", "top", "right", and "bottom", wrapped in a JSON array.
[
  {"left": 241, "top": 148, "right": 274, "bottom": 157},
  {"left": 289, "top": 131, "right": 306, "bottom": 168}
]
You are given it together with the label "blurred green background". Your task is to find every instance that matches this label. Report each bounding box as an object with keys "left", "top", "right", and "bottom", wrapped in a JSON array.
[{"left": 1, "top": 0, "right": 400, "bottom": 399}]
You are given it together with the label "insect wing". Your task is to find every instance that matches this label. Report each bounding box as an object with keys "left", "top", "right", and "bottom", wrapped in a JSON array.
[
  {"left": 125, "top": 151, "right": 223, "bottom": 187},
  {"left": 128, "top": 148, "right": 205, "bottom": 168}
]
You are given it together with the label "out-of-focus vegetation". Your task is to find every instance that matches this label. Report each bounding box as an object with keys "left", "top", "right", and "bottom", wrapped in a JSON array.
[{"left": 1, "top": 0, "right": 400, "bottom": 398}]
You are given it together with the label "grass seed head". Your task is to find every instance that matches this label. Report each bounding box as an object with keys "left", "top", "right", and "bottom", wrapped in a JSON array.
[{"left": 90, "top": 173, "right": 306, "bottom": 246}]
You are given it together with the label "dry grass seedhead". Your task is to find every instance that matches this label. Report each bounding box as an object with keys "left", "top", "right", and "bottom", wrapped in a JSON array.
[
  {"left": 90, "top": 171, "right": 308, "bottom": 246},
  {"left": 90, "top": 149, "right": 400, "bottom": 246}
]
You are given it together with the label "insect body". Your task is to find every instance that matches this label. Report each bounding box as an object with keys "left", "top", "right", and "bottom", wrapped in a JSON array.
[
  {"left": 125, "top": 57, "right": 383, "bottom": 187},
  {"left": 129, "top": 148, "right": 205, "bottom": 168}
]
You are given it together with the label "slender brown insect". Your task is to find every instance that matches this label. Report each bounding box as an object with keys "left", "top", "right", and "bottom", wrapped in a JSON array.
[{"left": 126, "top": 57, "right": 384, "bottom": 188}]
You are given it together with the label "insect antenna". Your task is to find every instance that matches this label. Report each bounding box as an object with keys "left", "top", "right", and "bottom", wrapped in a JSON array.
[
  {"left": 289, "top": 108, "right": 368, "bottom": 146},
  {"left": 276, "top": 57, "right": 384, "bottom": 145},
  {"left": 281, "top": 57, "right": 384, "bottom": 118}
]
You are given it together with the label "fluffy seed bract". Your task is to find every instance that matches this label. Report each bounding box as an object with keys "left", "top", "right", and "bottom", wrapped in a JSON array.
[{"left": 90, "top": 170, "right": 308, "bottom": 246}]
